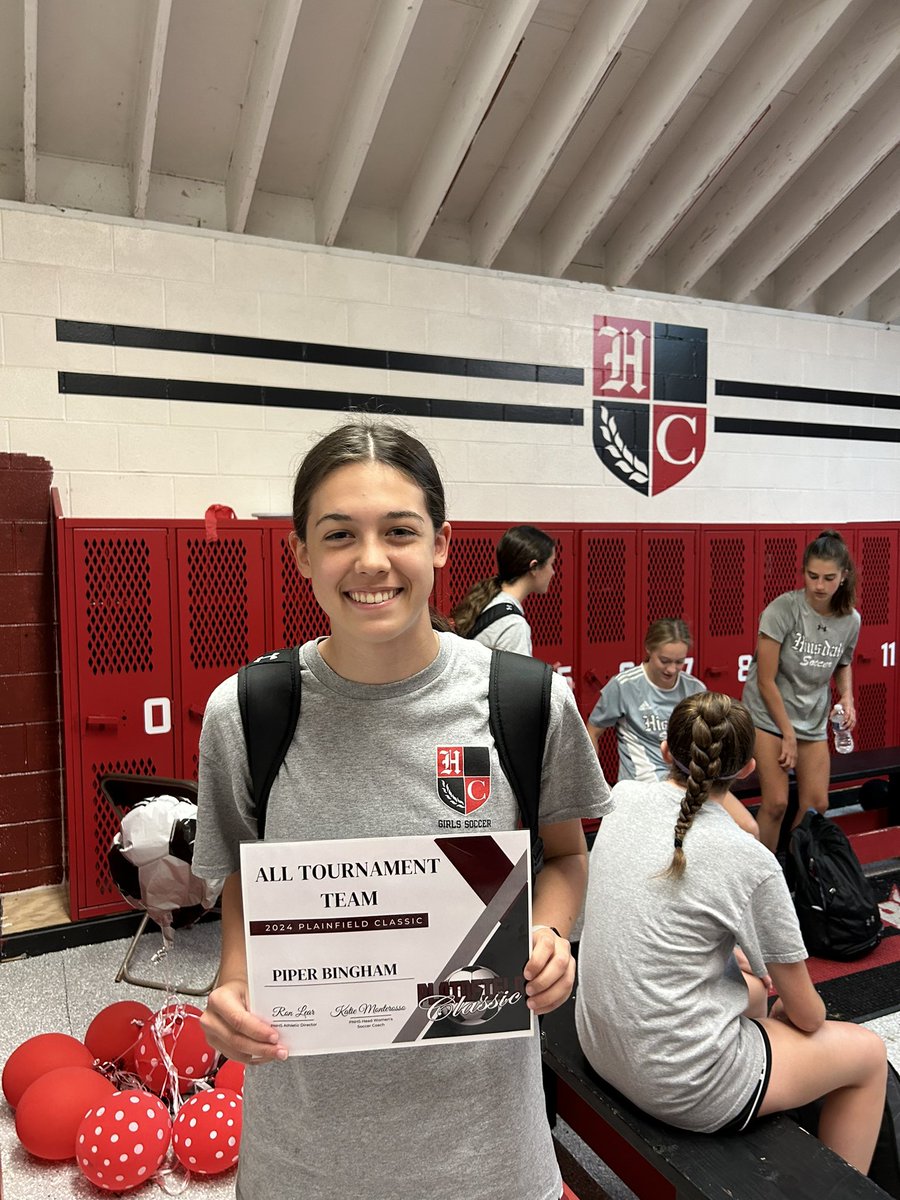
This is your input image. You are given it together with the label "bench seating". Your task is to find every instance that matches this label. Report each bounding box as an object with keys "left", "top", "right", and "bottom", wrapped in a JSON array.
[
  {"left": 542, "top": 998, "right": 889, "bottom": 1200},
  {"left": 731, "top": 745, "right": 900, "bottom": 805}
]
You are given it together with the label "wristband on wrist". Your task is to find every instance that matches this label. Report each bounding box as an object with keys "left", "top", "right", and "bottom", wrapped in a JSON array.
[{"left": 532, "top": 924, "right": 562, "bottom": 938}]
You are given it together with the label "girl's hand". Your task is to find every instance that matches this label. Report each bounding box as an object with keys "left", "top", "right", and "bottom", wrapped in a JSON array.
[
  {"left": 200, "top": 978, "right": 288, "bottom": 1066},
  {"left": 839, "top": 697, "right": 856, "bottom": 730},
  {"left": 778, "top": 733, "right": 797, "bottom": 770},
  {"left": 523, "top": 926, "right": 575, "bottom": 1015}
]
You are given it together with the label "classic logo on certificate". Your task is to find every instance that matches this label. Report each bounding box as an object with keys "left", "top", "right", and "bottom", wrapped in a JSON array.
[{"left": 240, "top": 830, "right": 533, "bottom": 1056}]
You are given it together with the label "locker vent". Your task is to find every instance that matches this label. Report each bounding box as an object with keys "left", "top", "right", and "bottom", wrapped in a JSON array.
[
  {"left": 709, "top": 537, "right": 745, "bottom": 636},
  {"left": 278, "top": 536, "right": 329, "bottom": 646},
  {"left": 186, "top": 538, "right": 250, "bottom": 668},
  {"left": 447, "top": 536, "right": 496, "bottom": 611},
  {"left": 524, "top": 539, "right": 563, "bottom": 645},
  {"left": 586, "top": 536, "right": 627, "bottom": 643},
  {"left": 598, "top": 727, "right": 619, "bottom": 786},
  {"left": 854, "top": 682, "right": 886, "bottom": 754},
  {"left": 763, "top": 537, "right": 799, "bottom": 606},
  {"left": 858, "top": 536, "right": 889, "bottom": 626},
  {"left": 90, "top": 758, "right": 159, "bottom": 900},
  {"left": 84, "top": 536, "right": 154, "bottom": 675},
  {"left": 646, "top": 538, "right": 685, "bottom": 622}
]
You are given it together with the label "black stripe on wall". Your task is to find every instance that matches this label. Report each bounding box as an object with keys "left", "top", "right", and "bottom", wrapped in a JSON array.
[
  {"left": 58, "top": 372, "right": 584, "bottom": 427},
  {"left": 56, "top": 320, "right": 583, "bottom": 387},
  {"left": 716, "top": 378, "right": 900, "bottom": 412},
  {"left": 715, "top": 416, "right": 900, "bottom": 444}
]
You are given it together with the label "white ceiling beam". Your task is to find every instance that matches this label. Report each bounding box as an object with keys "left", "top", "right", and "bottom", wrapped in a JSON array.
[
  {"left": 819, "top": 210, "right": 900, "bottom": 318},
  {"left": 316, "top": 0, "right": 424, "bottom": 246},
  {"left": 225, "top": 0, "right": 304, "bottom": 234},
  {"left": 667, "top": 0, "right": 900, "bottom": 295},
  {"left": 601, "top": 0, "right": 855, "bottom": 288},
  {"left": 720, "top": 68, "right": 900, "bottom": 303},
  {"left": 398, "top": 0, "right": 540, "bottom": 260},
  {"left": 470, "top": 0, "right": 648, "bottom": 269},
  {"left": 22, "top": 0, "right": 37, "bottom": 202},
  {"left": 775, "top": 148, "right": 900, "bottom": 311},
  {"left": 869, "top": 268, "right": 900, "bottom": 324},
  {"left": 131, "top": 0, "right": 172, "bottom": 220},
  {"left": 541, "top": 0, "right": 753, "bottom": 280}
]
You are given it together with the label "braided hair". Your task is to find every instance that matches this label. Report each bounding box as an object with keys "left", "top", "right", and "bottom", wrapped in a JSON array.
[{"left": 662, "top": 693, "right": 755, "bottom": 879}]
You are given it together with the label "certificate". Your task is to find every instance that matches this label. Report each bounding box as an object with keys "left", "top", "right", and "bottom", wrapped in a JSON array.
[{"left": 240, "top": 829, "right": 533, "bottom": 1056}]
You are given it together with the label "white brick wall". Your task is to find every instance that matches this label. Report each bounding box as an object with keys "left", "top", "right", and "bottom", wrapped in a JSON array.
[{"left": 0, "top": 201, "right": 897, "bottom": 524}]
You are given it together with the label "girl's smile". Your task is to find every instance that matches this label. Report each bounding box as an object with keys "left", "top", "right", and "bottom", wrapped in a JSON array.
[{"left": 289, "top": 460, "right": 450, "bottom": 682}]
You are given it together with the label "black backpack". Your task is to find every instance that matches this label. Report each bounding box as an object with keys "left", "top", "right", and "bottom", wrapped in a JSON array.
[
  {"left": 237, "top": 647, "right": 552, "bottom": 876},
  {"left": 468, "top": 602, "right": 525, "bottom": 640},
  {"left": 787, "top": 809, "right": 882, "bottom": 961}
]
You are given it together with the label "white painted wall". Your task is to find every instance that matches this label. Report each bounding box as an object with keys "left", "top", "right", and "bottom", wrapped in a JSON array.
[{"left": 1, "top": 201, "right": 897, "bottom": 526}]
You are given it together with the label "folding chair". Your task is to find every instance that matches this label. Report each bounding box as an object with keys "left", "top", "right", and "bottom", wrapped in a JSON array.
[{"left": 100, "top": 773, "right": 219, "bottom": 997}]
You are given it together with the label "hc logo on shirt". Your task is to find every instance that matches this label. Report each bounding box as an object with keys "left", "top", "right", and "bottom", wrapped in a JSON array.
[
  {"left": 592, "top": 317, "right": 708, "bottom": 496},
  {"left": 436, "top": 746, "right": 491, "bottom": 815}
]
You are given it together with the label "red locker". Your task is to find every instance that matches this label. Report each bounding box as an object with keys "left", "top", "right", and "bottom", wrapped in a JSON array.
[
  {"left": 639, "top": 529, "right": 698, "bottom": 661},
  {"left": 522, "top": 530, "right": 576, "bottom": 678},
  {"left": 577, "top": 529, "right": 639, "bottom": 785},
  {"left": 173, "top": 527, "right": 269, "bottom": 778},
  {"left": 697, "top": 529, "right": 757, "bottom": 698},
  {"left": 852, "top": 526, "right": 898, "bottom": 753},
  {"left": 64, "top": 527, "right": 177, "bottom": 919},
  {"left": 757, "top": 529, "right": 806, "bottom": 609},
  {"left": 268, "top": 526, "right": 331, "bottom": 647},
  {"left": 440, "top": 524, "right": 503, "bottom": 615}
]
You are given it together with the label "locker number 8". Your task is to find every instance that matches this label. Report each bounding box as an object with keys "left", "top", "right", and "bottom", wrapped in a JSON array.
[{"left": 737, "top": 654, "right": 752, "bottom": 682}]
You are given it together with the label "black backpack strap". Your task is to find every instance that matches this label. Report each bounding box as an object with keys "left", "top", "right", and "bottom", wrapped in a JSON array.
[
  {"left": 488, "top": 650, "right": 553, "bottom": 877},
  {"left": 237, "top": 648, "right": 301, "bottom": 839},
  {"left": 469, "top": 602, "right": 525, "bottom": 640}
]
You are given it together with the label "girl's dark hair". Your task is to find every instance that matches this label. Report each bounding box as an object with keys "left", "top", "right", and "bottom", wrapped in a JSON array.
[
  {"left": 803, "top": 529, "right": 857, "bottom": 615},
  {"left": 292, "top": 420, "right": 449, "bottom": 630},
  {"left": 662, "top": 693, "right": 755, "bottom": 880},
  {"left": 644, "top": 618, "right": 692, "bottom": 656},
  {"left": 452, "top": 525, "right": 555, "bottom": 637}
]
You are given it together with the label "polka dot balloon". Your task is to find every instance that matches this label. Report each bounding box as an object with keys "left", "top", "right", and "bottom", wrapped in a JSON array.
[
  {"left": 172, "top": 1088, "right": 242, "bottom": 1175},
  {"left": 134, "top": 1004, "right": 214, "bottom": 1096},
  {"left": 75, "top": 1088, "right": 172, "bottom": 1192}
]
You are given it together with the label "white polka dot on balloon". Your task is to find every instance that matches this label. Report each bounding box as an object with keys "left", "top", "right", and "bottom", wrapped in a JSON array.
[
  {"left": 76, "top": 1089, "right": 171, "bottom": 1193},
  {"left": 172, "top": 1088, "right": 242, "bottom": 1176}
]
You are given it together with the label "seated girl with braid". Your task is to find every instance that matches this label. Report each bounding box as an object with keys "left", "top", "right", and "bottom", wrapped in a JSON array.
[{"left": 575, "top": 692, "right": 886, "bottom": 1175}]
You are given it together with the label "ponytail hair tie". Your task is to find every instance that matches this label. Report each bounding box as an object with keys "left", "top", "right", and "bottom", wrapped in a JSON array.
[{"left": 674, "top": 837, "right": 683, "bottom": 849}]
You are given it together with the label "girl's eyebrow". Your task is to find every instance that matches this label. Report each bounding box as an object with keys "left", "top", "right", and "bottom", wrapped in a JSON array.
[{"left": 314, "top": 509, "right": 426, "bottom": 527}]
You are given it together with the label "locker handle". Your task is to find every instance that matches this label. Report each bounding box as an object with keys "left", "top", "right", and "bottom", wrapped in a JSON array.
[
  {"left": 584, "top": 670, "right": 602, "bottom": 689},
  {"left": 85, "top": 715, "right": 122, "bottom": 730},
  {"left": 188, "top": 704, "right": 206, "bottom": 721},
  {"left": 857, "top": 653, "right": 872, "bottom": 664},
  {"left": 705, "top": 666, "right": 724, "bottom": 677}
]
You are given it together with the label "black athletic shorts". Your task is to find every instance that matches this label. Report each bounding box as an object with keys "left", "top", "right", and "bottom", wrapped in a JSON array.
[{"left": 717, "top": 1020, "right": 773, "bottom": 1135}]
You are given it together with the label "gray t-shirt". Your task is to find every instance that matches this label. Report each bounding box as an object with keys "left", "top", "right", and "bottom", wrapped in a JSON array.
[
  {"left": 474, "top": 592, "right": 532, "bottom": 655},
  {"left": 194, "top": 633, "right": 612, "bottom": 1200},
  {"left": 742, "top": 590, "right": 861, "bottom": 740},
  {"left": 588, "top": 664, "right": 706, "bottom": 781},
  {"left": 575, "top": 780, "right": 806, "bottom": 1133}
]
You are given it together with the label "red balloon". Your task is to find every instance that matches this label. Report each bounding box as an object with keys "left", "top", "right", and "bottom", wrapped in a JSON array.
[
  {"left": 172, "top": 1088, "right": 242, "bottom": 1175},
  {"left": 134, "top": 1005, "right": 215, "bottom": 1096},
  {"left": 213, "top": 1058, "right": 245, "bottom": 1094},
  {"left": 2, "top": 1032, "right": 94, "bottom": 1109},
  {"left": 85, "top": 1002, "right": 153, "bottom": 1072},
  {"left": 16, "top": 1066, "right": 116, "bottom": 1160},
  {"left": 76, "top": 1088, "right": 172, "bottom": 1193}
]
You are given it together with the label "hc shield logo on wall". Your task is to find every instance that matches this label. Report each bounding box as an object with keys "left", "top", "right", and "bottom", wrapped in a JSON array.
[
  {"left": 436, "top": 746, "right": 491, "bottom": 815},
  {"left": 592, "top": 317, "right": 708, "bottom": 496}
]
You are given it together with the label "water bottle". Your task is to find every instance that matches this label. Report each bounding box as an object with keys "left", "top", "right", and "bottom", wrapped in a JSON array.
[{"left": 830, "top": 703, "right": 854, "bottom": 754}]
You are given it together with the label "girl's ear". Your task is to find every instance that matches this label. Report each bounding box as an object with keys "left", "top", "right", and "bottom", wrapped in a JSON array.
[
  {"left": 433, "top": 522, "right": 451, "bottom": 569},
  {"left": 289, "top": 530, "right": 312, "bottom": 579},
  {"left": 660, "top": 740, "right": 673, "bottom": 764}
]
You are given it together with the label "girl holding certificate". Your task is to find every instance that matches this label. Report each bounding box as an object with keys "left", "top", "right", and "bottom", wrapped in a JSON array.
[{"left": 194, "top": 420, "right": 611, "bottom": 1200}]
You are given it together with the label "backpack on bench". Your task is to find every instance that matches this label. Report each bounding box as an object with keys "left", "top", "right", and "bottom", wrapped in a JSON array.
[
  {"left": 237, "top": 647, "right": 553, "bottom": 876},
  {"left": 787, "top": 809, "right": 882, "bottom": 961}
]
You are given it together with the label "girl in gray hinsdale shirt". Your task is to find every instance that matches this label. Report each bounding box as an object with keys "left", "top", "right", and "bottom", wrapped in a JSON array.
[
  {"left": 741, "top": 529, "right": 861, "bottom": 851},
  {"left": 193, "top": 421, "right": 611, "bottom": 1200},
  {"left": 576, "top": 691, "right": 886, "bottom": 1175}
]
